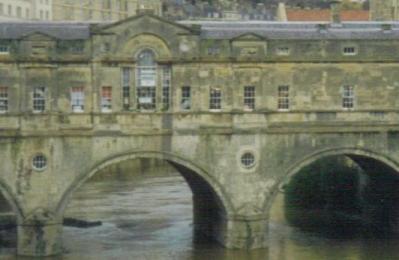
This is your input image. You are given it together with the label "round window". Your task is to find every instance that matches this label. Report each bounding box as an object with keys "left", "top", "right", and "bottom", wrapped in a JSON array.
[
  {"left": 32, "top": 154, "right": 47, "bottom": 171},
  {"left": 241, "top": 152, "right": 256, "bottom": 168}
]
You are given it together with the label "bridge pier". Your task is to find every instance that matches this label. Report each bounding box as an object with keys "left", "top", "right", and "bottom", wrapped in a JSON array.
[
  {"left": 17, "top": 223, "right": 63, "bottom": 256},
  {"left": 220, "top": 218, "right": 268, "bottom": 249}
]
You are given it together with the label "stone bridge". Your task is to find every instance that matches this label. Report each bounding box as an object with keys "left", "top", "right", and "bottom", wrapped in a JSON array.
[{"left": 1, "top": 12, "right": 399, "bottom": 256}]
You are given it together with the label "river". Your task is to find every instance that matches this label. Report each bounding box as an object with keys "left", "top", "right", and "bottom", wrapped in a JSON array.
[{"left": 2, "top": 170, "right": 399, "bottom": 259}]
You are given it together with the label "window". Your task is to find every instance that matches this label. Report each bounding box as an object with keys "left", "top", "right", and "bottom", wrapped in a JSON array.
[
  {"left": 0, "top": 4, "right": 3, "bottom": 15},
  {"left": 33, "top": 87, "right": 46, "bottom": 113},
  {"left": 0, "top": 87, "right": 8, "bottom": 113},
  {"left": 7, "top": 5, "right": 11, "bottom": 16},
  {"left": 210, "top": 88, "right": 221, "bottom": 110},
  {"left": 45, "top": 11, "right": 49, "bottom": 20},
  {"left": 0, "top": 45, "right": 9, "bottom": 54},
  {"left": 101, "top": 86, "right": 112, "bottom": 112},
  {"left": 162, "top": 66, "right": 171, "bottom": 110},
  {"left": 136, "top": 50, "right": 156, "bottom": 110},
  {"left": 207, "top": 46, "right": 220, "bottom": 55},
  {"left": 342, "top": 85, "right": 354, "bottom": 109},
  {"left": 40, "top": 10, "right": 44, "bottom": 20},
  {"left": 16, "top": 7, "right": 22, "bottom": 18},
  {"left": 343, "top": 46, "right": 357, "bottom": 56},
  {"left": 244, "top": 86, "right": 255, "bottom": 110},
  {"left": 26, "top": 8, "right": 29, "bottom": 18},
  {"left": 276, "top": 46, "right": 290, "bottom": 56},
  {"left": 122, "top": 67, "right": 130, "bottom": 110},
  {"left": 278, "top": 85, "right": 290, "bottom": 110},
  {"left": 181, "top": 86, "right": 191, "bottom": 110},
  {"left": 71, "top": 87, "right": 84, "bottom": 112},
  {"left": 32, "top": 154, "right": 47, "bottom": 171},
  {"left": 241, "top": 152, "right": 255, "bottom": 168}
]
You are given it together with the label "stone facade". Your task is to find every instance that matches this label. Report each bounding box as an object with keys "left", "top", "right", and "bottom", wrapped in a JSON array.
[
  {"left": 0, "top": 0, "right": 52, "bottom": 21},
  {"left": 1, "top": 12, "right": 399, "bottom": 256},
  {"left": 52, "top": 0, "right": 161, "bottom": 21},
  {"left": 370, "top": 0, "right": 399, "bottom": 21}
]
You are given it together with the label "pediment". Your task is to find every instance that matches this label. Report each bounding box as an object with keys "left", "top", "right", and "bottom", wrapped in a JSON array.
[
  {"left": 97, "top": 13, "right": 196, "bottom": 36},
  {"left": 231, "top": 33, "right": 266, "bottom": 42},
  {"left": 21, "top": 31, "right": 56, "bottom": 42}
]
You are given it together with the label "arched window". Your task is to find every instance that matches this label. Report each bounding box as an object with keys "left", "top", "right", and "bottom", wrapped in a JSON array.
[{"left": 136, "top": 49, "right": 157, "bottom": 110}]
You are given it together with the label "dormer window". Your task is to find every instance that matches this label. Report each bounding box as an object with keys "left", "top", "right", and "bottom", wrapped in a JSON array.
[
  {"left": 276, "top": 46, "right": 290, "bottom": 56},
  {"left": 343, "top": 46, "right": 357, "bottom": 56},
  {"left": 207, "top": 46, "right": 220, "bottom": 55}
]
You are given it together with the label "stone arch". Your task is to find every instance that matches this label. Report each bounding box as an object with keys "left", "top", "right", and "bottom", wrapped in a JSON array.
[
  {"left": 56, "top": 150, "right": 234, "bottom": 220},
  {"left": 264, "top": 147, "right": 399, "bottom": 217},
  {"left": 119, "top": 33, "right": 172, "bottom": 60}
]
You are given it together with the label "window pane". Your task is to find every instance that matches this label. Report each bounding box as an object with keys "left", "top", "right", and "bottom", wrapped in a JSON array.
[
  {"left": 244, "top": 86, "right": 255, "bottom": 110},
  {"left": 71, "top": 87, "right": 84, "bottom": 112},
  {"left": 278, "top": 85, "right": 289, "bottom": 110},
  {"left": 33, "top": 87, "right": 46, "bottom": 112},
  {"left": 210, "top": 88, "right": 221, "bottom": 110},
  {"left": 181, "top": 86, "right": 191, "bottom": 110},
  {"left": 101, "top": 86, "right": 112, "bottom": 112},
  {"left": 0, "top": 87, "right": 8, "bottom": 112}
]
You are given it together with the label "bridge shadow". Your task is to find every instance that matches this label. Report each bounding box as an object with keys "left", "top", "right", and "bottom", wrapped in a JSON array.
[
  {"left": 61, "top": 158, "right": 227, "bottom": 256},
  {"left": 273, "top": 154, "right": 399, "bottom": 239}
]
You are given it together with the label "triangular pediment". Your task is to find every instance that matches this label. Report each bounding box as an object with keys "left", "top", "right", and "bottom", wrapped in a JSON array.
[
  {"left": 21, "top": 31, "right": 56, "bottom": 41},
  {"left": 231, "top": 33, "right": 266, "bottom": 42},
  {"left": 96, "top": 13, "right": 197, "bottom": 35}
]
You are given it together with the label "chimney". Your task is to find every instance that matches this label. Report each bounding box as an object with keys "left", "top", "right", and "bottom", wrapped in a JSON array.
[
  {"left": 330, "top": 0, "right": 342, "bottom": 24},
  {"left": 276, "top": 2, "right": 287, "bottom": 22}
]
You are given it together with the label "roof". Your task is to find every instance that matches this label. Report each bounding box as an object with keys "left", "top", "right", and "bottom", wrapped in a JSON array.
[
  {"left": 179, "top": 20, "right": 399, "bottom": 40},
  {"left": 0, "top": 15, "right": 398, "bottom": 41},
  {"left": 286, "top": 9, "right": 369, "bottom": 22},
  {"left": 0, "top": 21, "right": 92, "bottom": 40}
]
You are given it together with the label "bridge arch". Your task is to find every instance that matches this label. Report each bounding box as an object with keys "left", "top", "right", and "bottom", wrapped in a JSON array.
[
  {"left": 56, "top": 150, "right": 234, "bottom": 242},
  {"left": 265, "top": 147, "right": 399, "bottom": 217}
]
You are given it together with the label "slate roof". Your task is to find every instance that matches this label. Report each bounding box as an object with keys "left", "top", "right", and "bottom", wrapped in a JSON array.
[
  {"left": 0, "top": 21, "right": 92, "bottom": 40},
  {"left": 0, "top": 17, "right": 398, "bottom": 41},
  {"left": 179, "top": 20, "right": 399, "bottom": 40}
]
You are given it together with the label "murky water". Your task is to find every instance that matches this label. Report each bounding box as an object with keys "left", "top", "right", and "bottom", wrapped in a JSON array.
[{"left": 3, "top": 170, "right": 399, "bottom": 259}]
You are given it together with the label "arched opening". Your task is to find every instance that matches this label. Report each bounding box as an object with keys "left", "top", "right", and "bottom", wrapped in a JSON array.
[
  {"left": 267, "top": 149, "right": 399, "bottom": 259},
  {"left": 58, "top": 153, "right": 230, "bottom": 258}
]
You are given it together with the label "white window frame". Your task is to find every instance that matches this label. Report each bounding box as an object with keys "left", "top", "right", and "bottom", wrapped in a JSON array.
[
  {"left": 210, "top": 88, "right": 222, "bottom": 111},
  {"left": 122, "top": 67, "right": 130, "bottom": 110},
  {"left": 181, "top": 86, "right": 191, "bottom": 111},
  {"left": 278, "top": 85, "right": 290, "bottom": 111},
  {"left": 276, "top": 46, "right": 290, "bottom": 56},
  {"left": 0, "top": 87, "right": 8, "bottom": 113},
  {"left": 136, "top": 49, "right": 157, "bottom": 111},
  {"left": 162, "top": 66, "right": 171, "bottom": 110},
  {"left": 33, "top": 87, "right": 46, "bottom": 113},
  {"left": 244, "top": 86, "right": 255, "bottom": 111},
  {"left": 101, "top": 86, "right": 112, "bottom": 113},
  {"left": 342, "top": 46, "right": 357, "bottom": 56},
  {"left": 71, "top": 87, "right": 85, "bottom": 113},
  {"left": 342, "top": 85, "right": 355, "bottom": 109}
]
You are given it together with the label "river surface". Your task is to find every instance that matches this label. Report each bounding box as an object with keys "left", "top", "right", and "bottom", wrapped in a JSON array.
[{"left": 3, "top": 171, "right": 399, "bottom": 259}]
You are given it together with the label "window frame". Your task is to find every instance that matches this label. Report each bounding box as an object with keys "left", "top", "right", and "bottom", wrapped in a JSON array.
[
  {"left": 277, "top": 85, "right": 290, "bottom": 111},
  {"left": 136, "top": 49, "right": 157, "bottom": 111},
  {"left": 33, "top": 86, "right": 46, "bottom": 113},
  {"left": 0, "top": 86, "right": 8, "bottom": 113},
  {"left": 342, "top": 46, "right": 358, "bottom": 56},
  {"left": 181, "top": 86, "right": 191, "bottom": 111},
  {"left": 209, "top": 88, "right": 222, "bottom": 111},
  {"left": 101, "top": 86, "right": 112, "bottom": 113},
  {"left": 342, "top": 85, "right": 355, "bottom": 109},
  {"left": 121, "top": 67, "right": 131, "bottom": 110},
  {"left": 243, "top": 86, "right": 255, "bottom": 111},
  {"left": 70, "top": 87, "right": 85, "bottom": 113}
]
